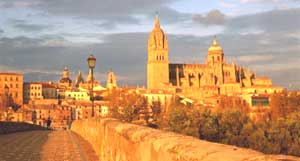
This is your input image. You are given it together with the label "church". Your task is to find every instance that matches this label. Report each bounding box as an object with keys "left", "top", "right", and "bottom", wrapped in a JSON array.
[{"left": 147, "top": 16, "right": 283, "bottom": 100}]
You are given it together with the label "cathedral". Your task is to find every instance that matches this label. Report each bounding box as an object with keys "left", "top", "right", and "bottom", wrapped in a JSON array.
[{"left": 147, "top": 16, "right": 283, "bottom": 100}]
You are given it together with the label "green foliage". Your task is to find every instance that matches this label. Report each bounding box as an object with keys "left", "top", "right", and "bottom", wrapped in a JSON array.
[
  {"left": 108, "top": 89, "right": 147, "bottom": 122},
  {"left": 167, "top": 103, "right": 300, "bottom": 156},
  {"left": 168, "top": 104, "right": 201, "bottom": 137}
]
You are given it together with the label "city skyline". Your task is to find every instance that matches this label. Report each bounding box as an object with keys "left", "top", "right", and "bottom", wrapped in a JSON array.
[{"left": 0, "top": 0, "right": 299, "bottom": 89}]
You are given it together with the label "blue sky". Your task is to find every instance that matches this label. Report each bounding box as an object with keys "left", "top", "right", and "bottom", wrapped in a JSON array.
[{"left": 0, "top": 0, "right": 299, "bottom": 89}]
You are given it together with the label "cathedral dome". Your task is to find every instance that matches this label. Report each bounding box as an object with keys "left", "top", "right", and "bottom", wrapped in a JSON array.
[
  {"left": 208, "top": 36, "right": 223, "bottom": 52},
  {"left": 59, "top": 66, "right": 72, "bottom": 83}
]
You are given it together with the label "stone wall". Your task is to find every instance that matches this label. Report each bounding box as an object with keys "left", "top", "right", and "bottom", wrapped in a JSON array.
[
  {"left": 0, "top": 122, "right": 46, "bottom": 134},
  {"left": 71, "top": 118, "right": 299, "bottom": 161}
]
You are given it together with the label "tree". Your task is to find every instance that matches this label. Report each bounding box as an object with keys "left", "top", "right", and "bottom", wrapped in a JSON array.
[{"left": 108, "top": 89, "right": 147, "bottom": 123}]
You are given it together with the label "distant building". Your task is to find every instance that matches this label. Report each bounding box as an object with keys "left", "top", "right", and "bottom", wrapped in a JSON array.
[
  {"left": 65, "top": 90, "right": 89, "bottom": 101},
  {"left": 75, "top": 71, "right": 84, "bottom": 87},
  {"left": 146, "top": 16, "right": 283, "bottom": 104},
  {"left": 31, "top": 104, "right": 71, "bottom": 129},
  {"left": 0, "top": 72, "right": 23, "bottom": 105},
  {"left": 23, "top": 82, "right": 57, "bottom": 103},
  {"left": 58, "top": 67, "right": 72, "bottom": 89},
  {"left": 62, "top": 100, "right": 109, "bottom": 119},
  {"left": 106, "top": 69, "right": 117, "bottom": 90}
]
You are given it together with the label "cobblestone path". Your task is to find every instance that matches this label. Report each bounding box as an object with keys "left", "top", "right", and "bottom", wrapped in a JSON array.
[{"left": 0, "top": 130, "right": 99, "bottom": 161}]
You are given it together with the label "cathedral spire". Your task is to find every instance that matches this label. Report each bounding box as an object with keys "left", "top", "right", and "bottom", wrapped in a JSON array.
[{"left": 154, "top": 13, "right": 160, "bottom": 28}]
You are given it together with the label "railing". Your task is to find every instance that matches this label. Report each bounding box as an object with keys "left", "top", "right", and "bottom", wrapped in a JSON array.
[
  {"left": 71, "top": 118, "right": 299, "bottom": 161},
  {"left": 0, "top": 122, "right": 46, "bottom": 134}
]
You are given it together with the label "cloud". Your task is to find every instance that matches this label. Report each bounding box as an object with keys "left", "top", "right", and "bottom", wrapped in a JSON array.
[
  {"left": 240, "top": 0, "right": 299, "bottom": 3},
  {"left": 192, "top": 10, "right": 226, "bottom": 26},
  {"left": 0, "top": 29, "right": 3, "bottom": 34},
  {"left": 235, "top": 55, "right": 274, "bottom": 63},
  {"left": 226, "top": 8, "right": 300, "bottom": 33},
  {"left": 0, "top": 0, "right": 184, "bottom": 26},
  {"left": 192, "top": 8, "right": 300, "bottom": 33},
  {"left": 8, "top": 19, "right": 52, "bottom": 32}
]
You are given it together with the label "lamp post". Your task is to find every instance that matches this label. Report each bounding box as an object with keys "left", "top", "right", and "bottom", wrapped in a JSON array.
[{"left": 87, "top": 54, "right": 96, "bottom": 117}]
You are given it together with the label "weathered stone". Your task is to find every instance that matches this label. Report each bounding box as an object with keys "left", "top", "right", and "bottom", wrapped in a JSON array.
[{"left": 71, "top": 118, "right": 300, "bottom": 161}]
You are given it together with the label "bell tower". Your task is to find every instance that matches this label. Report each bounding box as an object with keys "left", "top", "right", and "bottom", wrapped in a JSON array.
[{"left": 147, "top": 15, "right": 169, "bottom": 89}]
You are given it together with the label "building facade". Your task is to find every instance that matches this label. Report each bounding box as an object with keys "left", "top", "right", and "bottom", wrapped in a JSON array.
[
  {"left": 106, "top": 69, "right": 117, "bottom": 90},
  {"left": 24, "top": 82, "right": 57, "bottom": 103},
  {"left": 0, "top": 73, "right": 23, "bottom": 105},
  {"left": 147, "top": 17, "right": 283, "bottom": 100},
  {"left": 147, "top": 16, "right": 169, "bottom": 90}
]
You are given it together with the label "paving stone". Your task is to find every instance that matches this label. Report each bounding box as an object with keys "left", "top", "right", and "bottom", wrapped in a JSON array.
[{"left": 0, "top": 130, "right": 99, "bottom": 161}]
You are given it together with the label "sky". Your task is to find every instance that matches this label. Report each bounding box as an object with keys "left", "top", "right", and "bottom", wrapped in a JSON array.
[{"left": 0, "top": 0, "right": 299, "bottom": 89}]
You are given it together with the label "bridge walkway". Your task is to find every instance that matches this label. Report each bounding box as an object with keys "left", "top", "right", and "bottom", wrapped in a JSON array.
[{"left": 0, "top": 130, "right": 98, "bottom": 161}]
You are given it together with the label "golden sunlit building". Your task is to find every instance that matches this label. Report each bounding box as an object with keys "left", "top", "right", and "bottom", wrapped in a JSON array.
[
  {"left": 58, "top": 67, "right": 72, "bottom": 89},
  {"left": 106, "top": 69, "right": 117, "bottom": 90},
  {"left": 147, "top": 17, "right": 283, "bottom": 102},
  {"left": 23, "top": 82, "right": 57, "bottom": 103},
  {"left": 0, "top": 73, "right": 23, "bottom": 105}
]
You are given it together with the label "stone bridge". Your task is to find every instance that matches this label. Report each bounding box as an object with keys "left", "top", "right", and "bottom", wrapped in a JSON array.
[{"left": 0, "top": 119, "right": 299, "bottom": 161}]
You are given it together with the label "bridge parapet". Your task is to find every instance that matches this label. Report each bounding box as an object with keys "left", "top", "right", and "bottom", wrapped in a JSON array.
[
  {"left": 0, "top": 121, "right": 45, "bottom": 134},
  {"left": 71, "top": 118, "right": 299, "bottom": 161}
]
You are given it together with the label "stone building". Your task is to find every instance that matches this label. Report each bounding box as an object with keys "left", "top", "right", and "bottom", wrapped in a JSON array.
[
  {"left": 0, "top": 73, "right": 23, "bottom": 105},
  {"left": 106, "top": 69, "right": 117, "bottom": 90},
  {"left": 147, "top": 16, "right": 169, "bottom": 90},
  {"left": 147, "top": 17, "right": 283, "bottom": 100},
  {"left": 58, "top": 67, "right": 72, "bottom": 89},
  {"left": 75, "top": 71, "right": 84, "bottom": 87},
  {"left": 23, "top": 82, "right": 57, "bottom": 103}
]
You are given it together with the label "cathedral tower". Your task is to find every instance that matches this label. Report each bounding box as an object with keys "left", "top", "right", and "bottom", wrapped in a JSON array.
[
  {"left": 147, "top": 15, "right": 169, "bottom": 89},
  {"left": 206, "top": 36, "right": 224, "bottom": 65},
  {"left": 106, "top": 69, "right": 117, "bottom": 90},
  {"left": 206, "top": 36, "right": 225, "bottom": 85}
]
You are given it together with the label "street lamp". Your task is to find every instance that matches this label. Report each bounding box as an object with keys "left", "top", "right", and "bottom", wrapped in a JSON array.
[{"left": 87, "top": 54, "right": 96, "bottom": 117}]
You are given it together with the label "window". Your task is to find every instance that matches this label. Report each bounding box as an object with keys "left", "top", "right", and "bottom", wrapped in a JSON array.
[
  {"left": 10, "top": 84, "right": 12, "bottom": 88},
  {"left": 10, "top": 77, "right": 12, "bottom": 81},
  {"left": 15, "top": 92, "right": 18, "bottom": 97},
  {"left": 16, "top": 84, "right": 18, "bottom": 88},
  {"left": 16, "top": 77, "right": 18, "bottom": 81},
  {"left": 5, "top": 77, "right": 7, "bottom": 81}
]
